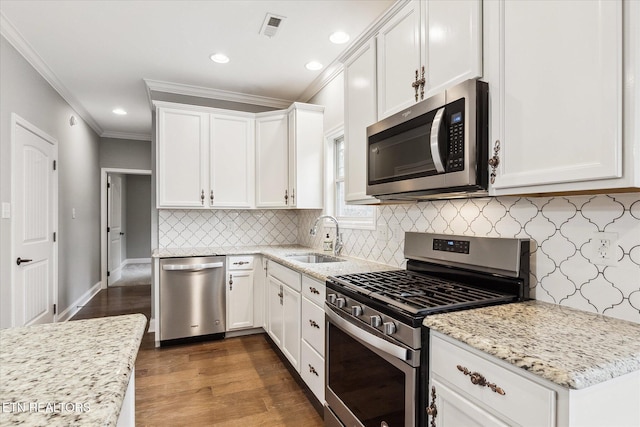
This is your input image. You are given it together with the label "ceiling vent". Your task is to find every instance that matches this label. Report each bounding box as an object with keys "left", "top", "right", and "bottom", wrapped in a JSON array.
[{"left": 260, "top": 13, "right": 285, "bottom": 38}]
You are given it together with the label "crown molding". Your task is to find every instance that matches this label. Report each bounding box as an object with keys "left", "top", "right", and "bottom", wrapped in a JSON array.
[
  {"left": 144, "top": 79, "right": 293, "bottom": 110},
  {"left": 298, "top": 0, "right": 408, "bottom": 102},
  {"left": 100, "top": 130, "right": 151, "bottom": 141},
  {"left": 1, "top": 12, "right": 104, "bottom": 137}
]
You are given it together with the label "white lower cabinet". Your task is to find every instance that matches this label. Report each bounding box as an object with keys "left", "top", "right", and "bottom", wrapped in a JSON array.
[
  {"left": 226, "top": 256, "right": 255, "bottom": 331},
  {"left": 300, "top": 275, "right": 326, "bottom": 403},
  {"left": 266, "top": 261, "right": 302, "bottom": 372},
  {"left": 429, "top": 332, "right": 640, "bottom": 427}
]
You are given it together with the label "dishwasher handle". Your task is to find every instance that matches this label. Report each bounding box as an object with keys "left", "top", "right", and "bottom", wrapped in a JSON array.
[{"left": 162, "top": 261, "right": 224, "bottom": 272}]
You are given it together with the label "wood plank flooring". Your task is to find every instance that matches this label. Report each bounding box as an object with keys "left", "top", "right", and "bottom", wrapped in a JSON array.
[{"left": 72, "top": 285, "right": 323, "bottom": 426}]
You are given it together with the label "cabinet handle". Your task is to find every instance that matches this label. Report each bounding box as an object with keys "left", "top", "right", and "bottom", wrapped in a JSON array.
[
  {"left": 278, "top": 285, "right": 283, "bottom": 304},
  {"left": 411, "top": 66, "right": 426, "bottom": 102},
  {"left": 308, "top": 364, "right": 319, "bottom": 376},
  {"left": 16, "top": 257, "right": 33, "bottom": 266},
  {"left": 291, "top": 188, "right": 295, "bottom": 205},
  {"left": 284, "top": 189, "right": 289, "bottom": 205},
  {"left": 233, "top": 261, "right": 249, "bottom": 266},
  {"left": 210, "top": 190, "right": 214, "bottom": 206},
  {"left": 419, "top": 65, "right": 426, "bottom": 100},
  {"left": 426, "top": 385, "right": 437, "bottom": 427},
  {"left": 309, "top": 286, "right": 320, "bottom": 295},
  {"left": 200, "top": 189, "right": 205, "bottom": 205},
  {"left": 309, "top": 319, "right": 320, "bottom": 329},
  {"left": 229, "top": 274, "right": 233, "bottom": 291},
  {"left": 488, "top": 140, "right": 501, "bottom": 185},
  {"left": 456, "top": 365, "right": 506, "bottom": 395}
]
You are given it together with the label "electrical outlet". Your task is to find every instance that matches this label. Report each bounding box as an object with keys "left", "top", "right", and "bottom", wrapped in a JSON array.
[
  {"left": 590, "top": 232, "right": 618, "bottom": 266},
  {"left": 376, "top": 227, "right": 389, "bottom": 242}
]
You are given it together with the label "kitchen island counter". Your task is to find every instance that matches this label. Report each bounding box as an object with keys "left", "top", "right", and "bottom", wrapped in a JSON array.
[
  {"left": 0, "top": 314, "right": 147, "bottom": 426},
  {"left": 423, "top": 300, "right": 640, "bottom": 389}
]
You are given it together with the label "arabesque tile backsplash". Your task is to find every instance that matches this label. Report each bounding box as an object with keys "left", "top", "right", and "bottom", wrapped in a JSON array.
[{"left": 159, "top": 193, "right": 640, "bottom": 324}]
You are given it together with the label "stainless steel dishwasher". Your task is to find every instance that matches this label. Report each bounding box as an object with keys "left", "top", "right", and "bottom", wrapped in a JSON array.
[{"left": 159, "top": 256, "right": 226, "bottom": 344}]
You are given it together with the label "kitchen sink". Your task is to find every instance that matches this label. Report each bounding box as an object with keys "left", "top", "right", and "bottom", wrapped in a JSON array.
[{"left": 285, "top": 253, "right": 346, "bottom": 263}]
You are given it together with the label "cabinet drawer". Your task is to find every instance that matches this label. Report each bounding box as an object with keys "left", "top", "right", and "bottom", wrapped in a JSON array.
[
  {"left": 302, "top": 297, "right": 325, "bottom": 355},
  {"left": 302, "top": 275, "right": 325, "bottom": 307},
  {"left": 268, "top": 261, "right": 301, "bottom": 292},
  {"left": 430, "top": 334, "right": 555, "bottom": 427},
  {"left": 301, "top": 340, "right": 325, "bottom": 403},
  {"left": 227, "top": 255, "right": 254, "bottom": 270}
]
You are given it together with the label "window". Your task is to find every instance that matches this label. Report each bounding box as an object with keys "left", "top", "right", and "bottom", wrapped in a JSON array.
[{"left": 331, "top": 133, "right": 375, "bottom": 229}]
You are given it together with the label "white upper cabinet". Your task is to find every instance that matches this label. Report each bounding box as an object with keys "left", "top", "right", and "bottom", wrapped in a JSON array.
[
  {"left": 344, "top": 39, "right": 379, "bottom": 204},
  {"left": 157, "top": 107, "right": 209, "bottom": 208},
  {"left": 255, "top": 112, "right": 289, "bottom": 207},
  {"left": 485, "top": 0, "right": 637, "bottom": 195},
  {"left": 288, "top": 103, "right": 324, "bottom": 209},
  {"left": 156, "top": 101, "right": 325, "bottom": 209},
  {"left": 210, "top": 113, "right": 255, "bottom": 208},
  {"left": 156, "top": 103, "right": 255, "bottom": 209},
  {"left": 376, "top": 0, "right": 482, "bottom": 120}
]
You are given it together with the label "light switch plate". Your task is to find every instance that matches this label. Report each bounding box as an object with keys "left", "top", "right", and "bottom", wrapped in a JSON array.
[{"left": 1, "top": 202, "right": 10, "bottom": 219}]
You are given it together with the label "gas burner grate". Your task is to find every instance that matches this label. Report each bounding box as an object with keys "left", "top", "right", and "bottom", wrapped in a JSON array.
[{"left": 332, "top": 270, "right": 515, "bottom": 315}]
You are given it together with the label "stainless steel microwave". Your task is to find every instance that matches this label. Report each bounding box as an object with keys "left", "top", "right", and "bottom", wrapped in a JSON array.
[{"left": 366, "top": 79, "right": 489, "bottom": 200}]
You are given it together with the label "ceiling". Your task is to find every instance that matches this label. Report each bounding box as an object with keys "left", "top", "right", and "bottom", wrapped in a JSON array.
[{"left": 0, "top": 0, "right": 395, "bottom": 140}]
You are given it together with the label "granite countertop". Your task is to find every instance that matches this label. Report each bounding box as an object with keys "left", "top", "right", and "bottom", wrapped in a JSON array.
[
  {"left": 423, "top": 300, "right": 640, "bottom": 390},
  {"left": 0, "top": 314, "right": 147, "bottom": 426},
  {"left": 153, "top": 245, "right": 399, "bottom": 282}
]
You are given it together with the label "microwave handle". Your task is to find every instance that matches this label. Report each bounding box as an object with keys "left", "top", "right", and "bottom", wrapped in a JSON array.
[{"left": 430, "top": 107, "right": 446, "bottom": 173}]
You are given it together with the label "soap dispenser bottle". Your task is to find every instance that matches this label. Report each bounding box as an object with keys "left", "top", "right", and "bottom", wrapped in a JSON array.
[{"left": 323, "top": 233, "right": 333, "bottom": 252}]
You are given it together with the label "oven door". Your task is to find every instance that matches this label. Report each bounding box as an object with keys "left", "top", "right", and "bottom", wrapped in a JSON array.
[{"left": 325, "top": 305, "right": 419, "bottom": 427}]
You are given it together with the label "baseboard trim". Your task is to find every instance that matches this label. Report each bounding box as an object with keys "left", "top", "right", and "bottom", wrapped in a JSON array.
[
  {"left": 225, "top": 327, "right": 264, "bottom": 338},
  {"left": 57, "top": 281, "right": 102, "bottom": 322},
  {"left": 148, "top": 317, "right": 156, "bottom": 333},
  {"left": 123, "top": 258, "right": 151, "bottom": 265}
]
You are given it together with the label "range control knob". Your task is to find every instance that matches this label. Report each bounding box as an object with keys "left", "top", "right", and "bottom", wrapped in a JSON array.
[
  {"left": 336, "top": 298, "right": 346, "bottom": 308},
  {"left": 383, "top": 321, "right": 397, "bottom": 335},
  {"left": 370, "top": 315, "right": 382, "bottom": 328},
  {"left": 351, "top": 305, "right": 363, "bottom": 316},
  {"left": 327, "top": 294, "right": 337, "bottom": 304}
]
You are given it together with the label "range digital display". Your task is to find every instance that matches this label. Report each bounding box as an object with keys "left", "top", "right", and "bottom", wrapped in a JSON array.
[{"left": 433, "top": 238, "right": 470, "bottom": 254}]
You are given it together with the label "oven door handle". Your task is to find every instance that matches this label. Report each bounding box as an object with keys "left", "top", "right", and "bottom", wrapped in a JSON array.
[{"left": 326, "top": 306, "right": 411, "bottom": 362}]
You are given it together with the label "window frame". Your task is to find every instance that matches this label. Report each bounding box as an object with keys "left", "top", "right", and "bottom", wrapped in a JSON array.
[{"left": 324, "top": 125, "right": 376, "bottom": 231}]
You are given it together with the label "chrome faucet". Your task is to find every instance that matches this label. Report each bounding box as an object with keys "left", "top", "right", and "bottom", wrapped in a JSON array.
[{"left": 310, "top": 215, "right": 343, "bottom": 256}]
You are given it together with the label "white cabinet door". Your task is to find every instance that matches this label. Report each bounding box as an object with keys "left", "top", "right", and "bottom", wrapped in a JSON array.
[
  {"left": 429, "top": 378, "right": 510, "bottom": 427},
  {"left": 255, "top": 113, "right": 289, "bottom": 208},
  {"left": 487, "top": 0, "right": 622, "bottom": 194},
  {"left": 344, "top": 39, "right": 379, "bottom": 204},
  {"left": 226, "top": 270, "right": 254, "bottom": 331},
  {"left": 267, "top": 275, "right": 284, "bottom": 347},
  {"left": 376, "top": 0, "right": 421, "bottom": 119},
  {"left": 281, "top": 281, "right": 301, "bottom": 372},
  {"left": 288, "top": 103, "right": 324, "bottom": 209},
  {"left": 210, "top": 114, "right": 255, "bottom": 208},
  {"left": 423, "top": 0, "right": 482, "bottom": 98},
  {"left": 157, "top": 108, "right": 208, "bottom": 208}
]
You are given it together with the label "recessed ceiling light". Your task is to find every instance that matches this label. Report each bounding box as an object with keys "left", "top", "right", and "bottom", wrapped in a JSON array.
[
  {"left": 210, "top": 53, "right": 230, "bottom": 64},
  {"left": 305, "top": 61, "right": 323, "bottom": 71},
  {"left": 329, "top": 31, "right": 350, "bottom": 44},
  {"left": 112, "top": 108, "right": 127, "bottom": 115}
]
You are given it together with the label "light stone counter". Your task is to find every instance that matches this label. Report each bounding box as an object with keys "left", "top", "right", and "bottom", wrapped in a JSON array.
[
  {"left": 423, "top": 300, "right": 640, "bottom": 389},
  {"left": 153, "top": 245, "right": 399, "bottom": 282},
  {"left": 0, "top": 314, "right": 147, "bottom": 426}
]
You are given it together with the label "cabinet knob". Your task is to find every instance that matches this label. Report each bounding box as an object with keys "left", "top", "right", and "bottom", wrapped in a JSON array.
[
  {"left": 200, "top": 189, "right": 205, "bottom": 205},
  {"left": 284, "top": 189, "right": 289, "bottom": 204},
  {"left": 210, "top": 190, "right": 214, "bottom": 206},
  {"left": 489, "top": 140, "right": 501, "bottom": 184},
  {"left": 229, "top": 274, "right": 233, "bottom": 290}
]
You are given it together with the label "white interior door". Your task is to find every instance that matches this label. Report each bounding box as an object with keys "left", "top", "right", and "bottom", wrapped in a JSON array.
[
  {"left": 12, "top": 115, "right": 57, "bottom": 326},
  {"left": 107, "top": 174, "right": 123, "bottom": 285}
]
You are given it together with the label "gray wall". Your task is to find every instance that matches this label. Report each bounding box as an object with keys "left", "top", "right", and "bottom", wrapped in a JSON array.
[
  {"left": 125, "top": 174, "right": 151, "bottom": 259},
  {"left": 99, "top": 137, "right": 152, "bottom": 170},
  {"left": 0, "top": 36, "right": 101, "bottom": 328}
]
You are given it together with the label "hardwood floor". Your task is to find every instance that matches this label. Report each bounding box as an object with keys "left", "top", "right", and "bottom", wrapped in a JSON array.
[{"left": 71, "top": 285, "right": 323, "bottom": 426}]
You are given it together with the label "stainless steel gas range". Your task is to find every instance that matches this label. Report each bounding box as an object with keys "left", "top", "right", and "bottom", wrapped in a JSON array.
[{"left": 324, "top": 232, "right": 530, "bottom": 427}]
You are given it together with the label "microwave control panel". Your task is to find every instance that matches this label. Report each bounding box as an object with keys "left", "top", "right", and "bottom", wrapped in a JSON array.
[{"left": 446, "top": 99, "right": 465, "bottom": 172}]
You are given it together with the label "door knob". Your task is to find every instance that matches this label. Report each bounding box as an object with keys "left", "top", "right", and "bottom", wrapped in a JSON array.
[{"left": 16, "top": 257, "right": 33, "bottom": 266}]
